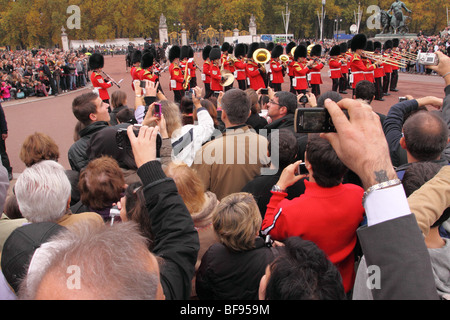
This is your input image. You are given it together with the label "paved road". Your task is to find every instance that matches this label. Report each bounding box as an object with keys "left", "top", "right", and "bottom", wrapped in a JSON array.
[{"left": 2, "top": 54, "right": 447, "bottom": 177}]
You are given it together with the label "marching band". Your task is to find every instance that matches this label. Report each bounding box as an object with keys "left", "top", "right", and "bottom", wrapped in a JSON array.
[{"left": 89, "top": 34, "right": 414, "bottom": 106}]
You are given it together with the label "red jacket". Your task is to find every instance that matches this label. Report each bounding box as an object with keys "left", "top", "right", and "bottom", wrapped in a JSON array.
[
  {"left": 169, "top": 63, "right": 184, "bottom": 91},
  {"left": 292, "top": 61, "right": 310, "bottom": 90},
  {"left": 270, "top": 59, "right": 284, "bottom": 84},
  {"left": 349, "top": 54, "right": 375, "bottom": 89},
  {"left": 140, "top": 69, "right": 159, "bottom": 83},
  {"left": 202, "top": 61, "right": 211, "bottom": 84},
  {"left": 91, "top": 71, "right": 112, "bottom": 101},
  {"left": 261, "top": 180, "right": 365, "bottom": 293},
  {"left": 328, "top": 58, "right": 342, "bottom": 79},
  {"left": 308, "top": 62, "right": 323, "bottom": 85},
  {"left": 233, "top": 59, "right": 247, "bottom": 81},
  {"left": 210, "top": 63, "right": 223, "bottom": 91},
  {"left": 246, "top": 60, "right": 266, "bottom": 90}
]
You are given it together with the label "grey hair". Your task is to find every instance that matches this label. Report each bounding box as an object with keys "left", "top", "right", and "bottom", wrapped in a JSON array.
[
  {"left": 15, "top": 160, "right": 71, "bottom": 223},
  {"left": 19, "top": 221, "right": 160, "bottom": 300}
]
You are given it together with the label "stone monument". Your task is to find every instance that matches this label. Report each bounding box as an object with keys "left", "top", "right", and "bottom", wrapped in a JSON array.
[
  {"left": 159, "top": 14, "right": 168, "bottom": 44},
  {"left": 61, "top": 26, "right": 70, "bottom": 51},
  {"left": 375, "top": 0, "right": 416, "bottom": 40}
]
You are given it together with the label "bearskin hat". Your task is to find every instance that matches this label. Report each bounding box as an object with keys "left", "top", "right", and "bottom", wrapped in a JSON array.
[
  {"left": 131, "top": 50, "right": 142, "bottom": 64},
  {"left": 384, "top": 39, "right": 393, "bottom": 50},
  {"left": 365, "top": 40, "right": 374, "bottom": 52},
  {"left": 329, "top": 45, "right": 341, "bottom": 57},
  {"left": 310, "top": 44, "right": 322, "bottom": 57},
  {"left": 180, "top": 45, "right": 190, "bottom": 60},
  {"left": 221, "top": 42, "right": 230, "bottom": 53},
  {"left": 209, "top": 47, "right": 221, "bottom": 61},
  {"left": 374, "top": 41, "right": 382, "bottom": 52},
  {"left": 169, "top": 45, "right": 181, "bottom": 62},
  {"left": 392, "top": 38, "right": 399, "bottom": 48},
  {"left": 202, "top": 45, "right": 212, "bottom": 60},
  {"left": 141, "top": 52, "right": 154, "bottom": 69},
  {"left": 271, "top": 45, "right": 284, "bottom": 59},
  {"left": 286, "top": 42, "right": 296, "bottom": 55},
  {"left": 247, "top": 42, "right": 260, "bottom": 58},
  {"left": 266, "top": 42, "right": 275, "bottom": 52},
  {"left": 234, "top": 43, "right": 246, "bottom": 58},
  {"left": 228, "top": 45, "right": 234, "bottom": 55},
  {"left": 294, "top": 45, "right": 307, "bottom": 60},
  {"left": 351, "top": 34, "right": 367, "bottom": 52},
  {"left": 89, "top": 53, "right": 104, "bottom": 70},
  {"left": 189, "top": 46, "right": 194, "bottom": 58}
]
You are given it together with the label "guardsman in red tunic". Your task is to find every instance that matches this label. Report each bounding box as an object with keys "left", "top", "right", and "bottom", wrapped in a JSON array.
[
  {"left": 382, "top": 39, "right": 393, "bottom": 96},
  {"left": 168, "top": 45, "right": 184, "bottom": 104},
  {"left": 220, "top": 42, "right": 233, "bottom": 91},
  {"left": 209, "top": 47, "right": 223, "bottom": 95},
  {"left": 349, "top": 34, "right": 378, "bottom": 95},
  {"left": 373, "top": 41, "right": 386, "bottom": 101},
  {"left": 202, "top": 45, "right": 212, "bottom": 99},
  {"left": 130, "top": 50, "right": 142, "bottom": 91},
  {"left": 390, "top": 38, "right": 400, "bottom": 92},
  {"left": 339, "top": 42, "right": 350, "bottom": 94},
  {"left": 328, "top": 45, "right": 342, "bottom": 92},
  {"left": 188, "top": 46, "right": 198, "bottom": 88},
  {"left": 179, "top": 45, "right": 191, "bottom": 92},
  {"left": 292, "top": 45, "right": 312, "bottom": 94},
  {"left": 269, "top": 45, "right": 284, "bottom": 92},
  {"left": 363, "top": 41, "right": 375, "bottom": 84},
  {"left": 246, "top": 42, "right": 266, "bottom": 91},
  {"left": 233, "top": 43, "right": 248, "bottom": 91},
  {"left": 308, "top": 44, "right": 324, "bottom": 97},
  {"left": 285, "top": 41, "right": 297, "bottom": 94},
  {"left": 139, "top": 51, "right": 159, "bottom": 90},
  {"left": 89, "top": 53, "right": 112, "bottom": 104}
]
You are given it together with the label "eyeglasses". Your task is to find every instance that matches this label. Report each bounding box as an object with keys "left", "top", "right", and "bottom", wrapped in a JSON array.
[{"left": 269, "top": 99, "right": 281, "bottom": 106}]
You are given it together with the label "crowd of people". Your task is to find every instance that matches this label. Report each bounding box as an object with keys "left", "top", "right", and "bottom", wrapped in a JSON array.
[{"left": 0, "top": 31, "right": 449, "bottom": 302}]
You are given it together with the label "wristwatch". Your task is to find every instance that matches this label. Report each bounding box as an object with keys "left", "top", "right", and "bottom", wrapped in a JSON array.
[{"left": 271, "top": 185, "right": 286, "bottom": 193}]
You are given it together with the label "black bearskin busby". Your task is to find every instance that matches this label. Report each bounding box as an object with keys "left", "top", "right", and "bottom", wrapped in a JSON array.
[
  {"left": 247, "top": 42, "right": 260, "bottom": 59},
  {"left": 141, "top": 52, "right": 154, "bottom": 69},
  {"left": 286, "top": 41, "right": 296, "bottom": 55},
  {"left": 271, "top": 45, "right": 284, "bottom": 59},
  {"left": 209, "top": 47, "right": 221, "bottom": 61},
  {"left": 310, "top": 44, "right": 322, "bottom": 57},
  {"left": 329, "top": 45, "right": 341, "bottom": 57},
  {"left": 169, "top": 45, "right": 181, "bottom": 63},
  {"left": 234, "top": 43, "right": 246, "bottom": 58},
  {"left": 89, "top": 53, "right": 104, "bottom": 70},
  {"left": 351, "top": 34, "right": 367, "bottom": 52},
  {"left": 294, "top": 45, "right": 307, "bottom": 60},
  {"left": 202, "top": 45, "right": 212, "bottom": 61}
]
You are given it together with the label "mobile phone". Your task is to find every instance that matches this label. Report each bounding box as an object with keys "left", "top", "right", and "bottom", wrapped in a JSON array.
[
  {"left": 185, "top": 89, "right": 195, "bottom": 99},
  {"left": 261, "top": 88, "right": 269, "bottom": 95},
  {"left": 294, "top": 108, "right": 348, "bottom": 133},
  {"left": 140, "top": 80, "right": 146, "bottom": 88},
  {"left": 153, "top": 103, "right": 162, "bottom": 118},
  {"left": 399, "top": 97, "right": 407, "bottom": 102},
  {"left": 297, "top": 162, "right": 309, "bottom": 175}
]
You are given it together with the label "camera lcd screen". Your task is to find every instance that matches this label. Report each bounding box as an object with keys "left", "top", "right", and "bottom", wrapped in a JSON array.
[{"left": 302, "top": 111, "right": 327, "bottom": 132}]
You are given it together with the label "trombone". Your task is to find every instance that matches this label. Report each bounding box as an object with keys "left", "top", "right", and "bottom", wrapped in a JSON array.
[
  {"left": 101, "top": 71, "right": 122, "bottom": 88},
  {"left": 362, "top": 51, "right": 407, "bottom": 68}
]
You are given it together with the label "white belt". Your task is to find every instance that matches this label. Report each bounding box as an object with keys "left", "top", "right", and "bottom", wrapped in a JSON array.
[
  {"left": 329, "top": 68, "right": 341, "bottom": 72},
  {"left": 309, "top": 72, "right": 321, "bottom": 75},
  {"left": 295, "top": 76, "right": 306, "bottom": 79},
  {"left": 364, "top": 71, "right": 374, "bottom": 74},
  {"left": 236, "top": 69, "right": 245, "bottom": 72},
  {"left": 351, "top": 71, "right": 364, "bottom": 74}
]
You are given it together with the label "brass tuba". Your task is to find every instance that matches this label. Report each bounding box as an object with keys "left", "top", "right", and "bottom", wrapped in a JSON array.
[
  {"left": 253, "top": 48, "right": 271, "bottom": 65},
  {"left": 220, "top": 69, "right": 235, "bottom": 87},
  {"left": 280, "top": 54, "right": 290, "bottom": 63}
]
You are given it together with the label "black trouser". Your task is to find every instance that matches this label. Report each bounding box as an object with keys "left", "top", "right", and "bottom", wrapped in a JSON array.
[
  {"left": 383, "top": 73, "right": 391, "bottom": 94},
  {"left": 174, "top": 90, "right": 184, "bottom": 104},
  {"left": 390, "top": 69, "right": 398, "bottom": 90},
  {"left": 289, "top": 76, "right": 296, "bottom": 94},
  {"left": 311, "top": 84, "right": 320, "bottom": 97},
  {"left": 339, "top": 74, "right": 348, "bottom": 92},
  {"left": 374, "top": 77, "right": 383, "bottom": 100},
  {"left": 332, "top": 78, "right": 339, "bottom": 92},
  {"left": 204, "top": 83, "right": 212, "bottom": 99},
  {"left": 237, "top": 79, "right": 247, "bottom": 91},
  {"left": 270, "top": 82, "right": 282, "bottom": 92}
]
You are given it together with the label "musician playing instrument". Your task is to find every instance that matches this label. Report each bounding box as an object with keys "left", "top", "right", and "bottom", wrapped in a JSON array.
[
  {"left": 179, "top": 45, "right": 192, "bottom": 91},
  {"left": 89, "top": 53, "right": 112, "bottom": 105},
  {"left": 373, "top": 41, "right": 386, "bottom": 101},
  {"left": 286, "top": 42, "right": 297, "bottom": 94},
  {"left": 390, "top": 38, "right": 400, "bottom": 92},
  {"left": 130, "top": 50, "right": 142, "bottom": 91},
  {"left": 246, "top": 42, "right": 266, "bottom": 91},
  {"left": 188, "top": 46, "right": 198, "bottom": 88},
  {"left": 328, "top": 45, "right": 343, "bottom": 92},
  {"left": 382, "top": 40, "right": 393, "bottom": 96},
  {"left": 308, "top": 44, "right": 324, "bottom": 97},
  {"left": 349, "top": 34, "right": 378, "bottom": 95},
  {"left": 233, "top": 43, "right": 248, "bottom": 91},
  {"left": 168, "top": 45, "right": 185, "bottom": 104},
  {"left": 270, "top": 45, "right": 285, "bottom": 92},
  {"left": 202, "top": 46, "right": 213, "bottom": 99},
  {"left": 209, "top": 47, "right": 224, "bottom": 94},
  {"left": 339, "top": 42, "right": 350, "bottom": 94},
  {"left": 292, "top": 45, "right": 313, "bottom": 94},
  {"left": 363, "top": 41, "right": 375, "bottom": 84}
]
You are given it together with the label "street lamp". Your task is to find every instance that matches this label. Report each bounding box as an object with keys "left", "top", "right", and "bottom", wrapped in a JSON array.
[
  {"left": 173, "top": 21, "right": 181, "bottom": 45},
  {"left": 335, "top": 17, "right": 342, "bottom": 41},
  {"left": 321, "top": 0, "right": 326, "bottom": 42}
]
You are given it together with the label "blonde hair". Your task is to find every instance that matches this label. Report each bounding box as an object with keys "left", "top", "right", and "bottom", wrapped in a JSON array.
[
  {"left": 212, "top": 192, "right": 261, "bottom": 252},
  {"left": 164, "top": 161, "right": 205, "bottom": 214},
  {"left": 161, "top": 100, "right": 182, "bottom": 137}
]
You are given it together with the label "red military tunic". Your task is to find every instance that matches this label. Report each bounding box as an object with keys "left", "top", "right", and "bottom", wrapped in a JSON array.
[
  {"left": 308, "top": 61, "right": 324, "bottom": 85},
  {"left": 292, "top": 61, "right": 310, "bottom": 91},
  {"left": 363, "top": 58, "right": 375, "bottom": 83},
  {"left": 202, "top": 61, "right": 211, "bottom": 85},
  {"left": 270, "top": 59, "right": 284, "bottom": 84},
  {"left": 91, "top": 71, "right": 112, "bottom": 101},
  {"left": 246, "top": 60, "right": 266, "bottom": 90},
  {"left": 233, "top": 58, "right": 247, "bottom": 81},
  {"left": 139, "top": 68, "right": 159, "bottom": 83},
  {"left": 169, "top": 63, "right": 184, "bottom": 91},
  {"left": 328, "top": 58, "right": 342, "bottom": 79},
  {"left": 349, "top": 53, "right": 375, "bottom": 89},
  {"left": 210, "top": 63, "right": 223, "bottom": 92}
]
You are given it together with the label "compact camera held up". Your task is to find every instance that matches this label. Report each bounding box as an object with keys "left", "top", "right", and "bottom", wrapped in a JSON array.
[{"left": 417, "top": 53, "right": 439, "bottom": 66}]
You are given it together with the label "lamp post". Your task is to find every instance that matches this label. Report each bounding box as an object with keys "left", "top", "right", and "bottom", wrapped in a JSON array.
[
  {"left": 320, "top": 0, "right": 326, "bottom": 42},
  {"left": 173, "top": 21, "right": 181, "bottom": 45},
  {"left": 335, "top": 17, "right": 342, "bottom": 41}
]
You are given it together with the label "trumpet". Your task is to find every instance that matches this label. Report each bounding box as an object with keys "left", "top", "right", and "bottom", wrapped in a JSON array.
[{"left": 101, "top": 71, "right": 122, "bottom": 88}]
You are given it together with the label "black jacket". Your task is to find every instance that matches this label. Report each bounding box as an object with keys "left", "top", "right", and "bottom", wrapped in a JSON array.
[
  {"left": 68, "top": 121, "right": 109, "bottom": 172},
  {"left": 196, "top": 237, "right": 281, "bottom": 300},
  {"left": 137, "top": 160, "right": 199, "bottom": 300}
]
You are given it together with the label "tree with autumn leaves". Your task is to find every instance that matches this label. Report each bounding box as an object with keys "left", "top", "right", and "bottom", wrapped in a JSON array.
[{"left": 0, "top": 0, "right": 447, "bottom": 48}]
